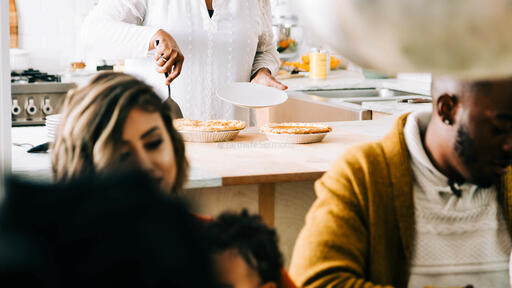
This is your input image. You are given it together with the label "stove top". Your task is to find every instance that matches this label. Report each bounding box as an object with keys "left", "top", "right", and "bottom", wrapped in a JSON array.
[
  {"left": 10, "top": 69, "right": 75, "bottom": 127},
  {"left": 11, "top": 69, "right": 61, "bottom": 83}
]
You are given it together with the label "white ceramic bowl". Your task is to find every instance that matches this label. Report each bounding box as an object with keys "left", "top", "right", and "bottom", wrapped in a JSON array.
[
  {"left": 216, "top": 82, "right": 288, "bottom": 108},
  {"left": 263, "top": 132, "right": 328, "bottom": 144},
  {"left": 178, "top": 130, "right": 241, "bottom": 143},
  {"left": 295, "top": 0, "right": 512, "bottom": 79}
]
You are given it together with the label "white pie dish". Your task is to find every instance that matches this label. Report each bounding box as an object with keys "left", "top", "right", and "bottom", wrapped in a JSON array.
[
  {"left": 178, "top": 130, "right": 241, "bottom": 143},
  {"left": 263, "top": 132, "right": 329, "bottom": 144}
]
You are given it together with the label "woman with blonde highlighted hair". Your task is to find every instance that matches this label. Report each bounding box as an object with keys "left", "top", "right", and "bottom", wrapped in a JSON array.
[{"left": 52, "top": 72, "right": 187, "bottom": 194}]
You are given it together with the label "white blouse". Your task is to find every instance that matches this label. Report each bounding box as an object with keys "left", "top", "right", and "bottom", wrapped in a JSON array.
[{"left": 81, "top": 0, "right": 279, "bottom": 123}]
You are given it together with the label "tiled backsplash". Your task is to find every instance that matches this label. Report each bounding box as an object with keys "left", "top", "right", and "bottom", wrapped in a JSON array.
[{"left": 14, "top": 0, "right": 97, "bottom": 73}]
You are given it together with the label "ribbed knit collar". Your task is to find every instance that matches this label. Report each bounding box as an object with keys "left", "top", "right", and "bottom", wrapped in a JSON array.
[{"left": 404, "top": 112, "right": 494, "bottom": 211}]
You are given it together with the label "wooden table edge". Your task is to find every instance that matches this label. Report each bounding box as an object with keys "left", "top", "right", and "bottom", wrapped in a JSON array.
[{"left": 221, "top": 171, "right": 325, "bottom": 186}]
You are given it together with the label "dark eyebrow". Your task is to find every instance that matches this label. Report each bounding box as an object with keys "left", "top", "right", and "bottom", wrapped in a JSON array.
[
  {"left": 141, "top": 126, "right": 160, "bottom": 139},
  {"left": 495, "top": 113, "right": 512, "bottom": 121}
]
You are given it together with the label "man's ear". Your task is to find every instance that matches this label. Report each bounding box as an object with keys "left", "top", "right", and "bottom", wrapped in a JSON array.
[
  {"left": 260, "top": 282, "right": 277, "bottom": 288},
  {"left": 436, "top": 93, "right": 459, "bottom": 125}
]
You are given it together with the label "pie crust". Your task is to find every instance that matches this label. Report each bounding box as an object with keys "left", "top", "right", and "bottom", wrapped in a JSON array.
[
  {"left": 174, "top": 118, "right": 246, "bottom": 132},
  {"left": 260, "top": 122, "right": 332, "bottom": 134}
]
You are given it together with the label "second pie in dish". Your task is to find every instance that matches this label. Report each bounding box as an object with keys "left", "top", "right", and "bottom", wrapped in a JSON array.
[
  {"left": 174, "top": 119, "right": 246, "bottom": 132},
  {"left": 260, "top": 122, "right": 332, "bottom": 144},
  {"left": 260, "top": 122, "right": 332, "bottom": 134}
]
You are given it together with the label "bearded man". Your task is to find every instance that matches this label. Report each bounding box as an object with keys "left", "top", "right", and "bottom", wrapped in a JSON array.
[{"left": 290, "top": 77, "right": 512, "bottom": 288}]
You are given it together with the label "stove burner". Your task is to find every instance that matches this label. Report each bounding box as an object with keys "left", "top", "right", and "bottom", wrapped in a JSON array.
[{"left": 11, "top": 69, "right": 61, "bottom": 83}]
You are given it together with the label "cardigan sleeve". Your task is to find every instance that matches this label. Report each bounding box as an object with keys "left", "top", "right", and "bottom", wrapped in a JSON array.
[
  {"left": 289, "top": 148, "right": 394, "bottom": 288},
  {"left": 81, "top": 0, "right": 160, "bottom": 60},
  {"left": 251, "top": 0, "right": 280, "bottom": 77}
]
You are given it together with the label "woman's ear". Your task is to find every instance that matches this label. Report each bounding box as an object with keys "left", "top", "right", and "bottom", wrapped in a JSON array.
[
  {"left": 260, "top": 282, "right": 277, "bottom": 288},
  {"left": 436, "top": 93, "right": 459, "bottom": 125}
]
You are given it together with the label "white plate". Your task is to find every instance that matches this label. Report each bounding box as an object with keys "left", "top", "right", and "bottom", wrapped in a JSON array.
[
  {"left": 216, "top": 82, "right": 288, "bottom": 108},
  {"left": 178, "top": 130, "right": 241, "bottom": 143},
  {"left": 263, "top": 132, "right": 329, "bottom": 144}
]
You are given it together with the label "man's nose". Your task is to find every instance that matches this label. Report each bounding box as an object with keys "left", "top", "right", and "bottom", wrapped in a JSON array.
[{"left": 503, "top": 134, "right": 512, "bottom": 153}]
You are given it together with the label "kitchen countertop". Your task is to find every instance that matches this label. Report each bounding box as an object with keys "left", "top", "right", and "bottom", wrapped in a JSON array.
[
  {"left": 362, "top": 101, "right": 432, "bottom": 115},
  {"left": 12, "top": 115, "right": 399, "bottom": 187},
  {"left": 11, "top": 127, "right": 222, "bottom": 189},
  {"left": 185, "top": 115, "right": 399, "bottom": 185},
  {"left": 281, "top": 70, "right": 431, "bottom": 96}
]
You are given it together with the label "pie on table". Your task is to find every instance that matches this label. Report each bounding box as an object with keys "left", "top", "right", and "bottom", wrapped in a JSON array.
[
  {"left": 260, "top": 122, "right": 332, "bottom": 134},
  {"left": 173, "top": 119, "right": 246, "bottom": 132}
]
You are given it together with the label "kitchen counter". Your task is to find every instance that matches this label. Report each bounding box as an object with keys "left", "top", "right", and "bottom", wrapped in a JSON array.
[
  {"left": 281, "top": 70, "right": 431, "bottom": 96},
  {"left": 186, "top": 115, "right": 397, "bottom": 185},
  {"left": 13, "top": 115, "right": 397, "bottom": 186},
  {"left": 11, "top": 127, "right": 222, "bottom": 189},
  {"left": 258, "top": 70, "right": 431, "bottom": 124},
  {"left": 362, "top": 100, "right": 432, "bottom": 115}
]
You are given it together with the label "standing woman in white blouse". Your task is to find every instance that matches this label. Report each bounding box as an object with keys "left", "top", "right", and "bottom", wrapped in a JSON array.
[{"left": 81, "top": 0, "right": 286, "bottom": 123}]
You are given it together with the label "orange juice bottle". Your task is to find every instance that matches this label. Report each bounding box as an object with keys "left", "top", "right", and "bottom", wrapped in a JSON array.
[{"left": 309, "top": 49, "right": 328, "bottom": 80}]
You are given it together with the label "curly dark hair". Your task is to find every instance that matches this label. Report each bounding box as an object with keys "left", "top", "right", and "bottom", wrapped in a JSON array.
[{"left": 206, "top": 210, "right": 283, "bottom": 285}]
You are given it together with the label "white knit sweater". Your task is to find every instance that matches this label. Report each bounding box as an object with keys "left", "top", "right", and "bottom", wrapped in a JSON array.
[{"left": 404, "top": 112, "right": 511, "bottom": 288}]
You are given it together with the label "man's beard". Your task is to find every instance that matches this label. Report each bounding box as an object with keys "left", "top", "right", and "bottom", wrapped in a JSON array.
[{"left": 454, "top": 125, "right": 494, "bottom": 188}]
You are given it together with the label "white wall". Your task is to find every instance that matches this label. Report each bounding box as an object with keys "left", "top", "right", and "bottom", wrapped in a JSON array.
[
  {"left": 15, "top": 0, "right": 97, "bottom": 73},
  {"left": 13, "top": 0, "right": 304, "bottom": 73},
  {"left": 1, "top": 0, "right": 12, "bottom": 201}
]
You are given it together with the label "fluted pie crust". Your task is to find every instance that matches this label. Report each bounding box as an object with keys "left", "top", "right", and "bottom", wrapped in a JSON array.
[
  {"left": 260, "top": 122, "right": 332, "bottom": 134},
  {"left": 174, "top": 119, "right": 246, "bottom": 132}
]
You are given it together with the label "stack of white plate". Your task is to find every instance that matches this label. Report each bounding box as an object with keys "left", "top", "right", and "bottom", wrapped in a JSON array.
[{"left": 46, "top": 114, "right": 62, "bottom": 142}]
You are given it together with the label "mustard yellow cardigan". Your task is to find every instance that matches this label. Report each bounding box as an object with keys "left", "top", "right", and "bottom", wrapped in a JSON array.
[{"left": 289, "top": 114, "right": 512, "bottom": 288}]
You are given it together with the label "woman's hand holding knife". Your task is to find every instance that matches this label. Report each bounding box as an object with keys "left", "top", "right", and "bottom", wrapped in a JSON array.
[{"left": 150, "top": 29, "right": 185, "bottom": 85}]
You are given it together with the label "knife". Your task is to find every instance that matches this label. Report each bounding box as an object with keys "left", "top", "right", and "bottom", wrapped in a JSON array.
[
  {"left": 27, "top": 142, "right": 49, "bottom": 153},
  {"left": 154, "top": 40, "right": 183, "bottom": 118}
]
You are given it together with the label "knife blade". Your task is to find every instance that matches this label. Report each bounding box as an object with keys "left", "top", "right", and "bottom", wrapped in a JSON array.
[
  {"left": 27, "top": 142, "right": 49, "bottom": 153},
  {"left": 154, "top": 40, "right": 183, "bottom": 118}
]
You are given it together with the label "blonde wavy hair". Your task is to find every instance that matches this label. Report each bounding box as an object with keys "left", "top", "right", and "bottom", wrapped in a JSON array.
[{"left": 51, "top": 72, "right": 188, "bottom": 193}]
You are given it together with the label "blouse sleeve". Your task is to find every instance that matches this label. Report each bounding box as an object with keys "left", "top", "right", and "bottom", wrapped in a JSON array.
[
  {"left": 251, "top": 0, "right": 280, "bottom": 77},
  {"left": 81, "top": 0, "right": 160, "bottom": 60}
]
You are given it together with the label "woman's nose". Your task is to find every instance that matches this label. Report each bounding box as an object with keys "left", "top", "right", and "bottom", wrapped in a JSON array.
[{"left": 133, "top": 149, "right": 154, "bottom": 171}]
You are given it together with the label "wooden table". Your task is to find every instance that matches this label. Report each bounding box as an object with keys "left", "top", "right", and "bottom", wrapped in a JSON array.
[{"left": 185, "top": 116, "right": 398, "bottom": 227}]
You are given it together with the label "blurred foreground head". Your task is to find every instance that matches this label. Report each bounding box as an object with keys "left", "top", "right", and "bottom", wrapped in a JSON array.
[{"left": 0, "top": 170, "right": 217, "bottom": 288}]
